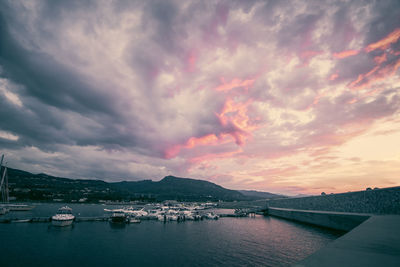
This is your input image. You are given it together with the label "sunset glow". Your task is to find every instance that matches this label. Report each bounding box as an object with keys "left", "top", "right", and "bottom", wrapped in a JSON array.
[{"left": 0, "top": 0, "right": 399, "bottom": 195}]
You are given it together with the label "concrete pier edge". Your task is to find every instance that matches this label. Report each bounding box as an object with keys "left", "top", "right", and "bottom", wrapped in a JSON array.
[
  {"left": 292, "top": 215, "right": 400, "bottom": 267},
  {"left": 266, "top": 207, "right": 371, "bottom": 231},
  {"left": 264, "top": 207, "right": 400, "bottom": 266}
]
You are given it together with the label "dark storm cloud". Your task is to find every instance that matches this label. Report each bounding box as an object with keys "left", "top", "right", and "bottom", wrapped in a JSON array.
[
  {"left": 0, "top": 9, "right": 117, "bottom": 115},
  {"left": 0, "top": 2, "right": 158, "bottom": 155},
  {"left": 362, "top": 0, "right": 400, "bottom": 45}
]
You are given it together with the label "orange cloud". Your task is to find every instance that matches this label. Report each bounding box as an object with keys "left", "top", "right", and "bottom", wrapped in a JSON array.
[
  {"left": 164, "top": 75, "right": 260, "bottom": 159},
  {"left": 347, "top": 87, "right": 384, "bottom": 105},
  {"left": 305, "top": 93, "right": 325, "bottom": 110},
  {"left": 215, "top": 78, "right": 255, "bottom": 92},
  {"left": 365, "top": 28, "right": 400, "bottom": 52},
  {"left": 333, "top": 28, "right": 400, "bottom": 91},
  {"left": 164, "top": 134, "right": 221, "bottom": 159},
  {"left": 374, "top": 53, "right": 387, "bottom": 64},
  {"left": 333, "top": 50, "right": 359, "bottom": 59},
  {"left": 348, "top": 58, "right": 400, "bottom": 90},
  {"left": 329, "top": 73, "right": 339, "bottom": 81},
  {"left": 164, "top": 96, "right": 259, "bottom": 160},
  {"left": 186, "top": 134, "right": 219, "bottom": 148},
  {"left": 216, "top": 97, "right": 257, "bottom": 145}
]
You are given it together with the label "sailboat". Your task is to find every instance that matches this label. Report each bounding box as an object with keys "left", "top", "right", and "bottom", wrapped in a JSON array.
[{"left": 0, "top": 155, "right": 35, "bottom": 212}]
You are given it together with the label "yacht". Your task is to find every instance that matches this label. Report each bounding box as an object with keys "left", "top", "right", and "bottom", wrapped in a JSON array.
[
  {"left": 52, "top": 206, "right": 75, "bottom": 226},
  {"left": 205, "top": 212, "right": 219, "bottom": 220}
]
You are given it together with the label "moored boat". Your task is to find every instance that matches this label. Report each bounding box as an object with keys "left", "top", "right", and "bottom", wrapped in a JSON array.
[
  {"left": 5, "top": 204, "right": 35, "bottom": 211},
  {"left": 205, "top": 212, "right": 219, "bottom": 220},
  {"left": 0, "top": 207, "right": 8, "bottom": 215},
  {"left": 52, "top": 206, "right": 75, "bottom": 226},
  {"left": 110, "top": 210, "right": 126, "bottom": 223}
]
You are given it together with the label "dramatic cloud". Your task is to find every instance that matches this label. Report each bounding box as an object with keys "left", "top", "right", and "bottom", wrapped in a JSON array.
[{"left": 0, "top": 0, "right": 399, "bottom": 194}]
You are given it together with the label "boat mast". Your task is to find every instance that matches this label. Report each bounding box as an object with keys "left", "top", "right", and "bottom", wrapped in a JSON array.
[
  {"left": 0, "top": 155, "right": 9, "bottom": 203},
  {"left": 0, "top": 155, "right": 5, "bottom": 196}
]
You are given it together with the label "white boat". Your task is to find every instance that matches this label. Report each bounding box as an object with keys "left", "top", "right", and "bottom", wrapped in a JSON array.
[
  {"left": 157, "top": 214, "right": 166, "bottom": 221},
  {"left": 0, "top": 207, "right": 8, "bottom": 215},
  {"left": 4, "top": 204, "right": 35, "bottom": 211},
  {"left": 167, "top": 214, "right": 178, "bottom": 221},
  {"left": 205, "top": 212, "right": 219, "bottom": 220},
  {"left": 123, "top": 207, "right": 148, "bottom": 217},
  {"left": 52, "top": 206, "right": 75, "bottom": 226}
]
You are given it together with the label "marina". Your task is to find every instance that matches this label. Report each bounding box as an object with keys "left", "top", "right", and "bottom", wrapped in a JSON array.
[
  {"left": 0, "top": 205, "right": 256, "bottom": 224},
  {"left": 0, "top": 203, "right": 341, "bottom": 267}
]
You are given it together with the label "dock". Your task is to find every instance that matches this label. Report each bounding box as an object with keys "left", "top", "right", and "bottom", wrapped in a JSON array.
[{"left": 0, "top": 211, "right": 257, "bottom": 224}]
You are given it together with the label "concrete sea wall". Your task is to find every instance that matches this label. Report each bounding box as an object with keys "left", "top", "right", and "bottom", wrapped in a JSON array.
[
  {"left": 294, "top": 215, "right": 400, "bottom": 267},
  {"left": 264, "top": 187, "right": 400, "bottom": 266},
  {"left": 267, "top": 207, "right": 370, "bottom": 231},
  {"left": 267, "top": 186, "right": 400, "bottom": 215}
]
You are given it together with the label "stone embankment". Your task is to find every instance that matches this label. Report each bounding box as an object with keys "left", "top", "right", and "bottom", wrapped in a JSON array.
[
  {"left": 267, "top": 186, "right": 400, "bottom": 214},
  {"left": 264, "top": 186, "right": 400, "bottom": 266}
]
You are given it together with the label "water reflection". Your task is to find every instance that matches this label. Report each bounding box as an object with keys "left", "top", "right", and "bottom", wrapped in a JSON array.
[
  {"left": 109, "top": 221, "right": 126, "bottom": 229},
  {"left": 47, "top": 223, "right": 74, "bottom": 232}
]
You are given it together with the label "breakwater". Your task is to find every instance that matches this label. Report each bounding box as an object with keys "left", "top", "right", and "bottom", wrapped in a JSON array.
[
  {"left": 266, "top": 207, "right": 369, "bottom": 231},
  {"left": 294, "top": 215, "right": 400, "bottom": 267},
  {"left": 267, "top": 186, "right": 400, "bottom": 214}
]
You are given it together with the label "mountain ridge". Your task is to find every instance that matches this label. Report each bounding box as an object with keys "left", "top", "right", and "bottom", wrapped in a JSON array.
[{"left": 3, "top": 167, "right": 284, "bottom": 202}]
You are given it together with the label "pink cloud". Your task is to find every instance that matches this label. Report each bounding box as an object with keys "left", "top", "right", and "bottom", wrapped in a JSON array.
[
  {"left": 348, "top": 58, "right": 400, "bottom": 90},
  {"left": 329, "top": 73, "right": 339, "bottom": 81},
  {"left": 365, "top": 28, "right": 400, "bottom": 52},
  {"left": 214, "top": 78, "right": 255, "bottom": 92},
  {"left": 185, "top": 49, "right": 198, "bottom": 72},
  {"left": 333, "top": 49, "right": 360, "bottom": 59}
]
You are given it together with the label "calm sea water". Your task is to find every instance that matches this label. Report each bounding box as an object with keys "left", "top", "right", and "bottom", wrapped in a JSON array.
[{"left": 0, "top": 203, "right": 342, "bottom": 267}]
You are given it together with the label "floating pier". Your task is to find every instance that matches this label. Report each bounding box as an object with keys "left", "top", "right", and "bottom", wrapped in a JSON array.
[{"left": 0, "top": 211, "right": 257, "bottom": 224}]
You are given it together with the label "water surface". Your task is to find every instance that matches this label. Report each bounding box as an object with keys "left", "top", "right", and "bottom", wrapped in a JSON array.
[{"left": 0, "top": 203, "right": 342, "bottom": 267}]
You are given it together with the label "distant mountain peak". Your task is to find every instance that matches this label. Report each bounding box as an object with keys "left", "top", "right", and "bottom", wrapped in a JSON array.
[
  {"left": 6, "top": 166, "right": 285, "bottom": 202},
  {"left": 161, "top": 175, "right": 179, "bottom": 180}
]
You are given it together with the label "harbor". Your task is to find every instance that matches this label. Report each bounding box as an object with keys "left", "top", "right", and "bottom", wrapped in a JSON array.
[
  {"left": 0, "top": 205, "right": 257, "bottom": 224},
  {"left": 0, "top": 202, "right": 341, "bottom": 267}
]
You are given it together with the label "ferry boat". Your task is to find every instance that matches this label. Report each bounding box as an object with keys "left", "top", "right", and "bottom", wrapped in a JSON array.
[{"left": 52, "top": 206, "right": 75, "bottom": 226}]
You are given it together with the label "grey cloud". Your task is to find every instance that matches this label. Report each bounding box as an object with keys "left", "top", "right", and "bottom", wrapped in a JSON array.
[
  {"left": 362, "top": 0, "right": 400, "bottom": 45},
  {"left": 0, "top": 0, "right": 399, "bottom": 187}
]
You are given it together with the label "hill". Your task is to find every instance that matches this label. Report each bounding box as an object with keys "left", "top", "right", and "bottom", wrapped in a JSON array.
[
  {"left": 113, "top": 175, "right": 245, "bottom": 201},
  {"left": 3, "top": 167, "right": 279, "bottom": 202},
  {"left": 238, "top": 190, "right": 286, "bottom": 199}
]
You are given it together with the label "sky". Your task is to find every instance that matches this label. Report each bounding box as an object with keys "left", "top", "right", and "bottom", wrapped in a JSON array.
[{"left": 0, "top": 0, "right": 400, "bottom": 195}]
